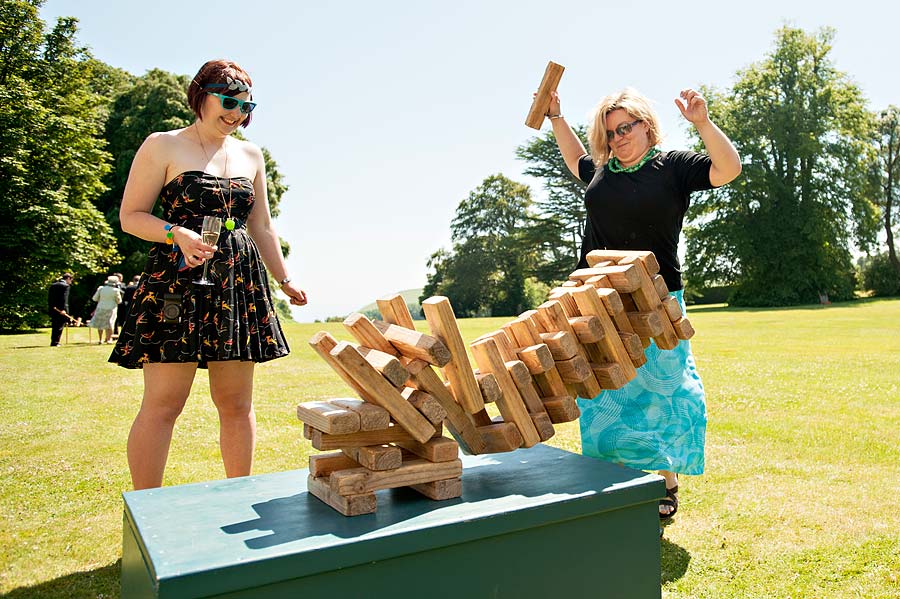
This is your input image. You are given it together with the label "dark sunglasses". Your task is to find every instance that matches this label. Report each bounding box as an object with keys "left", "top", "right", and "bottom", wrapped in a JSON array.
[
  {"left": 606, "top": 120, "right": 642, "bottom": 142},
  {"left": 207, "top": 92, "right": 257, "bottom": 114}
]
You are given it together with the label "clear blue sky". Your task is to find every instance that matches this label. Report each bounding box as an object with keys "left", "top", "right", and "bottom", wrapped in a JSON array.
[{"left": 41, "top": 0, "right": 900, "bottom": 322}]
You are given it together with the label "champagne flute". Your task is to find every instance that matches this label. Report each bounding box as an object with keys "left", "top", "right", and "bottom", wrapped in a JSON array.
[{"left": 193, "top": 216, "right": 222, "bottom": 286}]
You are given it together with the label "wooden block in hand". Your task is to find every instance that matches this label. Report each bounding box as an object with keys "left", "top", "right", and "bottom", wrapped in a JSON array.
[
  {"left": 422, "top": 296, "right": 485, "bottom": 414},
  {"left": 342, "top": 444, "right": 403, "bottom": 471},
  {"left": 525, "top": 60, "right": 565, "bottom": 129},
  {"left": 296, "top": 401, "right": 361, "bottom": 435},
  {"left": 307, "top": 474, "right": 376, "bottom": 516},
  {"left": 329, "top": 398, "right": 391, "bottom": 431}
]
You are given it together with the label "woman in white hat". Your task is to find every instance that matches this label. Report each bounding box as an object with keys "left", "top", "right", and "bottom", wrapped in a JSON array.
[{"left": 89, "top": 275, "right": 123, "bottom": 344}]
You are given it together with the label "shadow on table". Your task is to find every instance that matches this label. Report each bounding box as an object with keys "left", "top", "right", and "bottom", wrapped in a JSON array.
[{"left": 2, "top": 559, "right": 120, "bottom": 599}]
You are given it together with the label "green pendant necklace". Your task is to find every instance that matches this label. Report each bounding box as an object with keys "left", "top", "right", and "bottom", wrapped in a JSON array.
[{"left": 608, "top": 147, "right": 660, "bottom": 173}]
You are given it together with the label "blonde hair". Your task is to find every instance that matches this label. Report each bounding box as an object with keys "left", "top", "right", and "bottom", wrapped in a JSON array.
[{"left": 587, "top": 87, "right": 663, "bottom": 166}]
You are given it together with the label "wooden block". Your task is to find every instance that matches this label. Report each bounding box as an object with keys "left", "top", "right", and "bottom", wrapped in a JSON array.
[
  {"left": 622, "top": 262, "right": 679, "bottom": 350},
  {"left": 421, "top": 296, "right": 485, "bottom": 414},
  {"left": 470, "top": 338, "right": 541, "bottom": 447},
  {"left": 570, "top": 286, "right": 638, "bottom": 381},
  {"left": 560, "top": 280, "right": 581, "bottom": 287},
  {"left": 506, "top": 360, "right": 549, "bottom": 415},
  {"left": 342, "top": 313, "right": 399, "bottom": 356},
  {"left": 307, "top": 474, "right": 376, "bottom": 516},
  {"left": 330, "top": 341, "right": 437, "bottom": 443},
  {"left": 408, "top": 477, "right": 462, "bottom": 500},
  {"left": 595, "top": 288, "right": 633, "bottom": 334},
  {"left": 533, "top": 366, "right": 569, "bottom": 398},
  {"left": 309, "top": 331, "right": 380, "bottom": 405},
  {"left": 619, "top": 292, "right": 638, "bottom": 313},
  {"left": 330, "top": 458, "right": 463, "bottom": 496},
  {"left": 342, "top": 444, "right": 403, "bottom": 471},
  {"left": 508, "top": 315, "right": 542, "bottom": 347},
  {"left": 372, "top": 320, "right": 452, "bottom": 367},
  {"left": 355, "top": 345, "right": 410, "bottom": 388},
  {"left": 555, "top": 354, "right": 593, "bottom": 383},
  {"left": 329, "top": 398, "right": 391, "bottom": 431},
  {"left": 626, "top": 311, "right": 664, "bottom": 338},
  {"left": 476, "top": 372, "right": 502, "bottom": 404},
  {"left": 662, "top": 295, "right": 683, "bottom": 322},
  {"left": 546, "top": 289, "right": 580, "bottom": 318},
  {"left": 525, "top": 60, "right": 565, "bottom": 129},
  {"left": 377, "top": 293, "right": 416, "bottom": 329},
  {"left": 672, "top": 317, "right": 695, "bottom": 340},
  {"left": 568, "top": 267, "right": 607, "bottom": 283},
  {"left": 401, "top": 387, "right": 447, "bottom": 426},
  {"left": 515, "top": 343, "right": 555, "bottom": 374},
  {"left": 589, "top": 264, "right": 642, "bottom": 293},
  {"left": 585, "top": 249, "right": 660, "bottom": 275},
  {"left": 310, "top": 423, "right": 440, "bottom": 450},
  {"left": 396, "top": 436, "right": 459, "bottom": 462},
  {"left": 405, "top": 359, "right": 487, "bottom": 455},
  {"left": 476, "top": 330, "right": 517, "bottom": 362},
  {"left": 308, "top": 452, "right": 359, "bottom": 477},
  {"left": 477, "top": 423, "right": 524, "bottom": 453},
  {"left": 302, "top": 422, "right": 312, "bottom": 440},
  {"left": 585, "top": 274, "right": 613, "bottom": 289},
  {"left": 296, "top": 401, "right": 361, "bottom": 435},
  {"left": 619, "top": 332, "right": 646, "bottom": 364},
  {"left": 568, "top": 315, "right": 605, "bottom": 344},
  {"left": 541, "top": 395, "right": 581, "bottom": 423},
  {"left": 591, "top": 362, "right": 628, "bottom": 389},
  {"left": 536, "top": 299, "right": 604, "bottom": 393},
  {"left": 652, "top": 274, "right": 669, "bottom": 301},
  {"left": 531, "top": 412, "right": 555, "bottom": 442},
  {"left": 539, "top": 330, "right": 578, "bottom": 361},
  {"left": 573, "top": 375, "right": 602, "bottom": 400}
]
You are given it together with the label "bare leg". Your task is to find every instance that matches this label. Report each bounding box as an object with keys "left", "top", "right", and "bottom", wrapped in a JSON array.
[
  {"left": 208, "top": 361, "right": 256, "bottom": 478},
  {"left": 659, "top": 469, "right": 678, "bottom": 517},
  {"left": 127, "top": 363, "right": 197, "bottom": 489}
]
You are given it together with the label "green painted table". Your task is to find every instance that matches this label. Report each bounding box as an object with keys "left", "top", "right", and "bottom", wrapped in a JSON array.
[{"left": 122, "top": 444, "right": 664, "bottom": 598}]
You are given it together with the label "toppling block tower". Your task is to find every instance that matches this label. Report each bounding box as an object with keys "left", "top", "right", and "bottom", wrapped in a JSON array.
[{"left": 299, "top": 250, "right": 694, "bottom": 515}]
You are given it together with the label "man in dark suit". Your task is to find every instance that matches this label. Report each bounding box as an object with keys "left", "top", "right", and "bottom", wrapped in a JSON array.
[{"left": 48, "top": 273, "right": 73, "bottom": 347}]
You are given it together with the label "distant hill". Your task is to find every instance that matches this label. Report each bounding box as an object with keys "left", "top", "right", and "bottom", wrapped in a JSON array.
[{"left": 357, "top": 288, "right": 424, "bottom": 320}]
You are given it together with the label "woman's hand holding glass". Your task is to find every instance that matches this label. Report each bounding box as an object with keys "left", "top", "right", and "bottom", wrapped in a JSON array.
[{"left": 171, "top": 223, "right": 217, "bottom": 269}]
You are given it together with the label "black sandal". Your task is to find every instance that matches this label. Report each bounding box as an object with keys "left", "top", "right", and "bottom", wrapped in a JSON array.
[{"left": 659, "top": 484, "right": 678, "bottom": 520}]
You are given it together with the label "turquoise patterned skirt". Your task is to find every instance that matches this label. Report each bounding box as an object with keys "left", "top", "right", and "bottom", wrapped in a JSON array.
[{"left": 576, "top": 290, "right": 706, "bottom": 474}]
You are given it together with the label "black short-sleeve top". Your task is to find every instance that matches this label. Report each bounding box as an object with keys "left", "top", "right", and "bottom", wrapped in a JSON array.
[{"left": 577, "top": 150, "right": 714, "bottom": 291}]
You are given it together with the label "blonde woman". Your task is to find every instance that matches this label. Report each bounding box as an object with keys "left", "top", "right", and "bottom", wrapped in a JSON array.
[{"left": 547, "top": 87, "right": 741, "bottom": 520}]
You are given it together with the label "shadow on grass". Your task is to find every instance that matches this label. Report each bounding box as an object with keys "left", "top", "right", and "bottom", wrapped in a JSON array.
[
  {"left": 2, "top": 560, "right": 119, "bottom": 599},
  {"left": 661, "top": 534, "right": 690, "bottom": 584}
]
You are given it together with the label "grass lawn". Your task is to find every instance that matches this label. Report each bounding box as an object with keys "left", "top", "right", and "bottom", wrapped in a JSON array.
[{"left": 1, "top": 298, "right": 899, "bottom": 598}]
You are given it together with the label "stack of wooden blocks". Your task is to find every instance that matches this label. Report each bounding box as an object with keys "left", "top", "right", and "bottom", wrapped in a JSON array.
[{"left": 298, "top": 249, "right": 694, "bottom": 516}]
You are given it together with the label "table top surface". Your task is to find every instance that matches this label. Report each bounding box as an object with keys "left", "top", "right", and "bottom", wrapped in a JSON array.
[{"left": 123, "top": 443, "right": 663, "bottom": 584}]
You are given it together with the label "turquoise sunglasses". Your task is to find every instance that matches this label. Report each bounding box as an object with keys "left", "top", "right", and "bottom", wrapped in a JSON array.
[{"left": 206, "top": 92, "right": 257, "bottom": 114}]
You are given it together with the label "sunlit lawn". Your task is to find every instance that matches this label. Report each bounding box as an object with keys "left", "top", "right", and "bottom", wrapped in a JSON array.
[{"left": 1, "top": 298, "right": 899, "bottom": 598}]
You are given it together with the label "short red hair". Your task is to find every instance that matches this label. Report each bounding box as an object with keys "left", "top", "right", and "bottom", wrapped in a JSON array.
[{"left": 188, "top": 59, "right": 254, "bottom": 128}]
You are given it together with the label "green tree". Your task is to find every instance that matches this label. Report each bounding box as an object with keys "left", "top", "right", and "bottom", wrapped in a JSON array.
[
  {"left": 684, "top": 26, "right": 880, "bottom": 306},
  {"left": 874, "top": 106, "right": 900, "bottom": 273},
  {"left": 422, "top": 174, "right": 537, "bottom": 316},
  {"left": 515, "top": 125, "right": 590, "bottom": 283},
  {"left": 0, "top": 1, "right": 118, "bottom": 329}
]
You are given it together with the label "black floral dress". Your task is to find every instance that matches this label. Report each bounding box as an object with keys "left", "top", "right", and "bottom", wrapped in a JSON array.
[{"left": 109, "top": 171, "right": 290, "bottom": 369}]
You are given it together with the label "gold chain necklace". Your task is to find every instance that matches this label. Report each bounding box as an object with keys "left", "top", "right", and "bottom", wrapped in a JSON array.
[{"left": 194, "top": 123, "right": 236, "bottom": 231}]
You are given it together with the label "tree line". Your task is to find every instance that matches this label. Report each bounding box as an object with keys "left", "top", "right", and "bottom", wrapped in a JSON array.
[
  {"left": 0, "top": 0, "right": 291, "bottom": 330},
  {"left": 422, "top": 26, "right": 900, "bottom": 316}
]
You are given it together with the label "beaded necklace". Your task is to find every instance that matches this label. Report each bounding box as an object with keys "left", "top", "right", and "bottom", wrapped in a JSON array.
[
  {"left": 608, "top": 147, "right": 660, "bottom": 173},
  {"left": 194, "top": 123, "right": 236, "bottom": 231}
]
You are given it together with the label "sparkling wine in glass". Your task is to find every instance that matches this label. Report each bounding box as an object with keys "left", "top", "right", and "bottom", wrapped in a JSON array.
[{"left": 193, "top": 216, "right": 222, "bottom": 286}]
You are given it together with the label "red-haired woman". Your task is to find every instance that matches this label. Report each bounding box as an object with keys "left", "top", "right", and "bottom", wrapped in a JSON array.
[{"left": 110, "top": 59, "right": 307, "bottom": 490}]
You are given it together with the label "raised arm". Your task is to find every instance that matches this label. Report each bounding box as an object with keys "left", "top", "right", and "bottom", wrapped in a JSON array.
[
  {"left": 675, "top": 88, "right": 741, "bottom": 187},
  {"left": 546, "top": 91, "right": 589, "bottom": 178}
]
